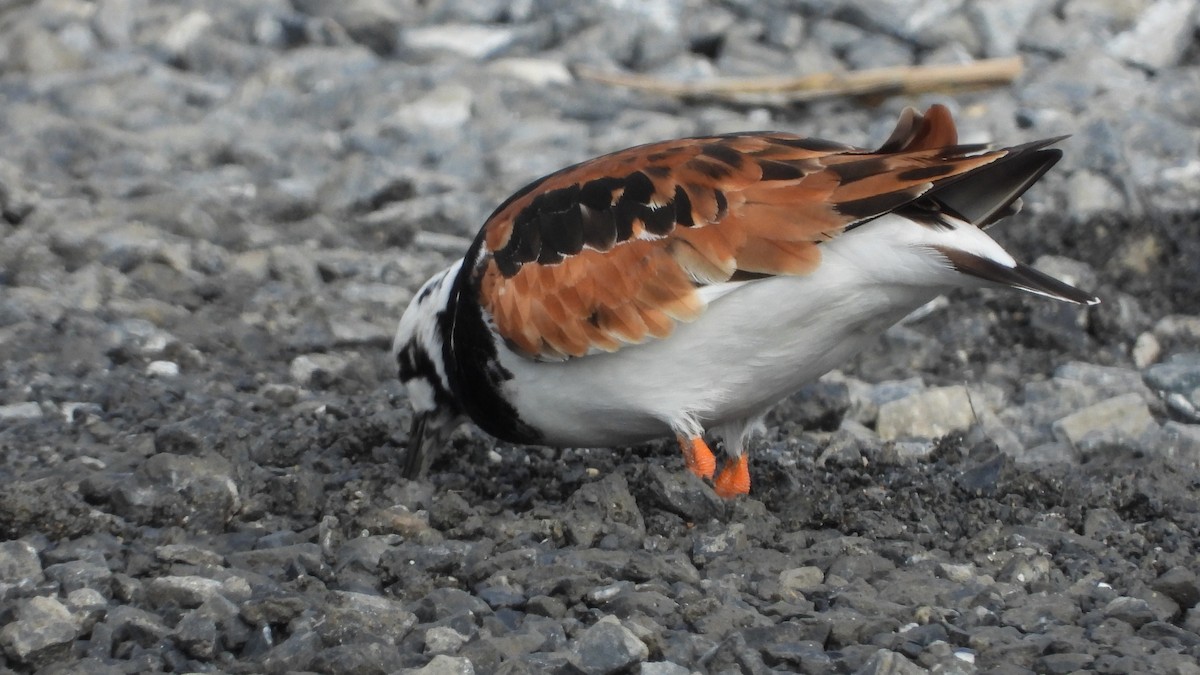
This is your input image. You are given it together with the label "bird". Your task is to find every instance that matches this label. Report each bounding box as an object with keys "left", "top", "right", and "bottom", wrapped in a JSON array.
[{"left": 391, "top": 104, "right": 1099, "bottom": 499}]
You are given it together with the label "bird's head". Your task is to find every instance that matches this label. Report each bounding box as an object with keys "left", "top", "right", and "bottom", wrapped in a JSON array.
[{"left": 392, "top": 261, "right": 464, "bottom": 478}]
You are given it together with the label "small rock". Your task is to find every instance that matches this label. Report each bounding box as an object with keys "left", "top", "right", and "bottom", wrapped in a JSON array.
[
  {"left": 488, "top": 57, "right": 572, "bottom": 86},
  {"left": 1144, "top": 354, "right": 1200, "bottom": 395},
  {"left": 562, "top": 473, "right": 646, "bottom": 547},
  {"left": 876, "top": 385, "right": 976, "bottom": 441},
  {"left": 44, "top": 559, "right": 112, "bottom": 594},
  {"left": 1133, "top": 332, "right": 1162, "bottom": 369},
  {"left": 967, "top": 0, "right": 1040, "bottom": 56},
  {"left": 65, "top": 588, "right": 107, "bottom": 632},
  {"left": 290, "top": 353, "right": 351, "bottom": 388},
  {"left": 0, "top": 540, "right": 44, "bottom": 587},
  {"left": 0, "top": 402, "right": 43, "bottom": 420},
  {"left": 1034, "top": 652, "right": 1095, "bottom": 675},
  {"left": 424, "top": 625, "right": 471, "bottom": 655},
  {"left": 1105, "top": 596, "right": 1157, "bottom": 628},
  {"left": 104, "top": 605, "right": 171, "bottom": 647},
  {"left": 937, "top": 563, "right": 980, "bottom": 584},
  {"left": 0, "top": 596, "right": 79, "bottom": 668},
  {"left": 174, "top": 611, "right": 219, "bottom": 660},
  {"left": 779, "top": 566, "right": 825, "bottom": 595},
  {"left": 526, "top": 595, "right": 567, "bottom": 619},
  {"left": 318, "top": 591, "right": 418, "bottom": 647},
  {"left": 1152, "top": 566, "right": 1200, "bottom": 609},
  {"left": 854, "top": 648, "right": 927, "bottom": 675},
  {"left": 261, "top": 628, "right": 321, "bottom": 673},
  {"left": 643, "top": 464, "right": 724, "bottom": 523},
  {"left": 407, "top": 654, "right": 476, "bottom": 675},
  {"left": 403, "top": 24, "right": 517, "bottom": 59},
  {"left": 155, "top": 543, "right": 225, "bottom": 567},
  {"left": 1052, "top": 393, "right": 1156, "bottom": 447},
  {"left": 114, "top": 452, "right": 241, "bottom": 532},
  {"left": 1065, "top": 169, "right": 1125, "bottom": 218},
  {"left": 568, "top": 617, "right": 650, "bottom": 675},
  {"left": 692, "top": 523, "right": 747, "bottom": 565},
  {"left": 637, "top": 662, "right": 692, "bottom": 675},
  {"left": 1108, "top": 0, "right": 1198, "bottom": 71},
  {"left": 146, "top": 360, "right": 180, "bottom": 377},
  {"left": 1083, "top": 507, "right": 1126, "bottom": 540},
  {"left": 411, "top": 587, "right": 493, "bottom": 624},
  {"left": 392, "top": 84, "right": 475, "bottom": 133},
  {"left": 158, "top": 9, "right": 214, "bottom": 58},
  {"left": 146, "top": 575, "right": 225, "bottom": 608}
]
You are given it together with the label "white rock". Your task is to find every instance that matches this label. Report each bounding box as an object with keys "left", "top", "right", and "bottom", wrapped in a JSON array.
[
  {"left": 489, "top": 57, "right": 572, "bottom": 86},
  {"left": 0, "top": 402, "right": 43, "bottom": 420},
  {"left": 1109, "top": 0, "right": 1199, "bottom": 71},
  {"left": 392, "top": 85, "right": 473, "bottom": 131},
  {"left": 1132, "top": 332, "right": 1161, "bottom": 369},
  {"left": 146, "top": 360, "right": 180, "bottom": 377},
  {"left": 159, "top": 10, "right": 214, "bottom": 57},
  {"left": 876, "top": 385, "right": 977, "bottom": 441},
  {"left": 404, "top": 24, "right": 516, "bottom": 59},
  {"left": 1052, "top": 393, "right": 1156, "bottom": 446}
]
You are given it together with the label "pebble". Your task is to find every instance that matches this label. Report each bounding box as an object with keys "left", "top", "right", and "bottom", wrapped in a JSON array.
[
  {"left": 407, "top": 654, "right": 476, "bottom": 675},
  {"left": 290, "top": 352, "right": 352, "bottom": 388},
  {"left": 0, "top": 596, "right": 79, "bottom": 667},
  {"left": 403, "top": 24, "right": 518, "bottom": 59},
  {"left": 1108, "top": 0, "right": 1199, "bottom": 71},
  {"left": 0, "top": 402, "right": 43, "bottom": 420},
  {"left": 876, "top": 385, "right": 977, "bottom": 441},
  {"left": 1052, "top": 393, "right": 1156, "bottom": 447},
  {"left": 0, "top": 540, "right": 44, "bottom": 588},
  {"left": 568, "top": 617, "right": 650, "bottom": 675},
  {"left": 1132, "top": 332, "right": 1161, "bottom": 369},
  {"left": 145, "top": 575, "right": 225, "bottom": 608}
]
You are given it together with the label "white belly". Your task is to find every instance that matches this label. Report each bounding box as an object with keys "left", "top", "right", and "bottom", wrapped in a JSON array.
[{"left": 497, "top": 215, "right": 968, "bottom": 446}]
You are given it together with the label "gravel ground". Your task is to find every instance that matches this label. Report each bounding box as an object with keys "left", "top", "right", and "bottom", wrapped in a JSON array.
[{"left": 2, "top": 1, "right": 1200, "bottom": 673}]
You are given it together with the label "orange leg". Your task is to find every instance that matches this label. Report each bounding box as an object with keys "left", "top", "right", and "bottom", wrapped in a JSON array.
[
  {"left": 677, "top": 435, "right": 716, "bottom": 480},
  {"left": 713, "top": 454, "right": 750, "bottom": 499}
]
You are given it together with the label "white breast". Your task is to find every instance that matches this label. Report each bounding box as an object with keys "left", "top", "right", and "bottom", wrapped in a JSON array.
[{"left": 495, "top": 214, "right": 987, "bottom": 447}]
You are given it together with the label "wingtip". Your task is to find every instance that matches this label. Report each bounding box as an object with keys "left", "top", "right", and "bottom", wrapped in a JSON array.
[{"left": 936, "top": 247, "right": 1101, "bottom": 306}]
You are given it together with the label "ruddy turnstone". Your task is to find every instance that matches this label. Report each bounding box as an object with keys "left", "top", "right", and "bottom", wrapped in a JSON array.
[{"left": 392, "top": 104, "right": 1098, "bottom": 498}]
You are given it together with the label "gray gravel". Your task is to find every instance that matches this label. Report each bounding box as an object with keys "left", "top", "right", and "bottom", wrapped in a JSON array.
[{"left": 2, "top": 0, "right": 1200, "bottom": 673}]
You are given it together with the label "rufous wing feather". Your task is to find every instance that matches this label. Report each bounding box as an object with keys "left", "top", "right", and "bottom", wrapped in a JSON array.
[{"left": 471, "top": 104, "right": 1034, "bottom": 360}]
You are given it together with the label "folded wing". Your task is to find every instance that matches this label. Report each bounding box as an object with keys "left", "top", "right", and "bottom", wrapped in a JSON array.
[{"left": 470, "top": 104, "right": 1036, "bottom": 360}]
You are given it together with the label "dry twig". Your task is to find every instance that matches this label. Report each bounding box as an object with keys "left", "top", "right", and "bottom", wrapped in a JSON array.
[{"left": 574, "top": 57, "right": 1023, "bottom": 103}]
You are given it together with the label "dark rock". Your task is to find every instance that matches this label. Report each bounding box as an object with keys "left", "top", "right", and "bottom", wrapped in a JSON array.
[
  {"left": 111, "top": 452, "right": 241, "bottom": 532},
  {"left": 319, "top": 590, "right": 418, "bottom": 646},
  {"left": 105, "top": 604, "right": 170, "bottom": 648},
  {"left": 642, "top": 464, "right": 724, "bottom": 523},
  {"left": 1104, "top": 596, "right": 1158, "bottom": 628},
  {"left": 0, "top": 596, "right": 78, "bottom": 668},
  {"left": 785, "top": 380, "right": 851, "bottom": 431},
  {"left": 173, "top": 610, "right": 219, "bottom": 660},
  {"left": 562, "top": 473, "right": 646, "bottom": 547},
  {"left": 241, "top": 592, "right": 312, "bottom": 626},
  {"left": 567, "top": 618, "right": 650, "bottom": 675},
  {"left": 260, "top": 628, "right": 321, "bottom": 674},
  {"left": 411, "top": 588, "right": 493, "bottom": 624},
  {"left": 145, "top": 575, "right": 225, "bottom": 608},
  {"left": 1151, "top": 566, "right": 1200, "bottom": 609},
  {"left": 853, "top": 648, "right": 927, "bottom": 675}
]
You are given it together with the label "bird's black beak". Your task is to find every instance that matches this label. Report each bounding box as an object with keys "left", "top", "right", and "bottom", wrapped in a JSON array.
[{"left": 403, "top": 412, "right": 434, "bottom": 479}]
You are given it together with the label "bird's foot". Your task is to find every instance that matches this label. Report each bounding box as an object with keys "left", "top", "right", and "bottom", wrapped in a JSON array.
[
  {"left": 678, "top": 435, "right": 716, "bottom": 480},
  {"left": 713, "top": 454, "right": 750, "bottom": 499}
]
